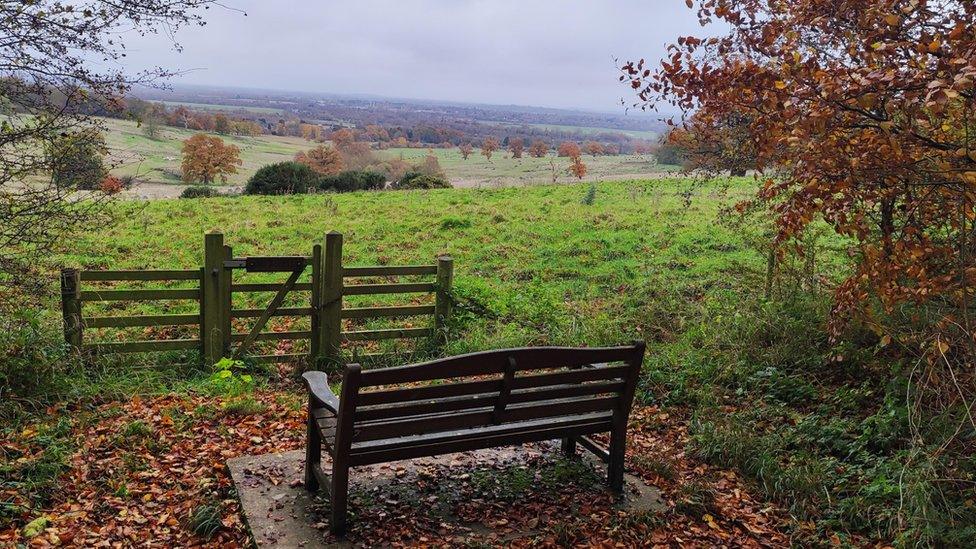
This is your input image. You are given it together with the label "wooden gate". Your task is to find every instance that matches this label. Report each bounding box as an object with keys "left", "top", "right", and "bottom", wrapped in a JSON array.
[{"left": 62, "top": 231, "right": 453, "bottom": 368}]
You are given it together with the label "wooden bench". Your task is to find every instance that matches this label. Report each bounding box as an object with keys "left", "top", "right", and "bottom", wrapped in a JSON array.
[{"left": 301, "top": 342, "right": 645, "bottom": 535}]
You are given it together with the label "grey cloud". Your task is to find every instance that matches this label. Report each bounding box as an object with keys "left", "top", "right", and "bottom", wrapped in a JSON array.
[{"left": 120, "top": 0, "right": 707, "bottom": 110}]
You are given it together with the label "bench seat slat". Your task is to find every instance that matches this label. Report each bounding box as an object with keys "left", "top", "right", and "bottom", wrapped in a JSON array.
[
  {"left": 352, "top": 395, "right": 618, "bottom": 442},
  {"left": 348, "top": 415, "right": 613, "bottom": 467}
]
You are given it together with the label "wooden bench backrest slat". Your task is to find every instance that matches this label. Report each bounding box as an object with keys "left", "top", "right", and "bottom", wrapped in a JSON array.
[
  {"left": 357, "top": 346, "right": 639, "bottom": 387},
  {"left": 354, "top": 379, "right": 627, "bottom": 422},
  {"left": 352, "top": 395, "right": 619, "bottom": 442}
]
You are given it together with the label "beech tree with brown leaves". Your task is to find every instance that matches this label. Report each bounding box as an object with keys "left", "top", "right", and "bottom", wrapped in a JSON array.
[
  {"left": 624, "top": 1, "right": 976, "bottom": 542},
  {"left": 508, "top": 137, "right": 524, "bottom": 159},
  {"left": 459, "top": 143, "right": 473, "bottom": 160},
  {"left": 481, "top": 137, "right": 500, "bottom": 162},
  {"left": 568, "top": 155, "right": 587, "bottom": 180},
  {"left": 558, "top": 141, "right": 581, "bottom": 158},
  {"left": 584, "top": 141, "right": 605, "bottom": 157},
  {"left": 529, "top": 140, "right": 550, "bottom": 158},
  {"left": 295, "top": 145, "right": 345, "bottom": 175},
  {"left": 181, "top": 134, "right": 242, "bottom": 185}
]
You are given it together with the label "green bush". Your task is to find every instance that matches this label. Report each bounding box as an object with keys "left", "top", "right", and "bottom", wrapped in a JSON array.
[
  {"left": 179, "top": 186, "right": 219, "bottom": 199},
  {"left": 317, "top": 170, "right": 386, "bottom": 193},
  {"left": 244, "top": 162, "right": 318, "bottom": 195},
  {"left": 394, "top": 171, "right": 451, "bottom": 190}
]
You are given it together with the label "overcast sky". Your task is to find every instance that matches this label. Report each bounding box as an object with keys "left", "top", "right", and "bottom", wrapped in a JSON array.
[{"left": 118, "top": 1, "right": 707, "bottom": 112}]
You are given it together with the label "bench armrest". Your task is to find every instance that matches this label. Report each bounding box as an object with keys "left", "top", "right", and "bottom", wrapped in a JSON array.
[{"left": 301, "top": 371, "right": 340, "bottom": 414}]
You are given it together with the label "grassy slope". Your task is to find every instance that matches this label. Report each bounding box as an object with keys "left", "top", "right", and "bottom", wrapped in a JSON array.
[
  {"left": 379, "top": 147, "right": 677, "bottom": 187},
  {"left": 100, "top": 117, "right": 676, "bottom": 188},
  {"left": 102, "top": 117, "right": 310, "bottom": 186}
]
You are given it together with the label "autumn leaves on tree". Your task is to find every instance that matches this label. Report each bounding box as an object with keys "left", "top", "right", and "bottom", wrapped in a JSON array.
[{"left": 181, "top": 134, "right": 242, "bottom": 185}]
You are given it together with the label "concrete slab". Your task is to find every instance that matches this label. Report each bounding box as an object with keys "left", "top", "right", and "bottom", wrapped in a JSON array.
[{"left": 228, "top": 441, "right": 664, "bottom": 548}]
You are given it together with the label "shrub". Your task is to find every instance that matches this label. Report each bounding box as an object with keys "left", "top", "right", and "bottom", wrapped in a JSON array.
[
  {"left": 98, "top": 175, "right": 124, "bottom": 195},
  {"left": 317, "top": 170, "right": 385, "bottom": 193},
  {"left": 394, "top": 171, "right": 451, "bottom": 190},
  {"left": 180, "top": 186, "right": 220, "bottom": 199},
  {"left": 244, "top": 162, "right": 318, "bottom": 195}
]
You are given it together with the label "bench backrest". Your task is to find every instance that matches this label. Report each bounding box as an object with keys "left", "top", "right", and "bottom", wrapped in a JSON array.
[{"left": 334, "top": 343, "right": 645, "bottom": 450}]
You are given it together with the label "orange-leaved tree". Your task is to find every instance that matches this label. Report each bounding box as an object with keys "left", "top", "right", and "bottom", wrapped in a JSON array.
[
  {"left": 623, "top": 3, "right": 976, "bottom": 541},
  {"left": 529, "top": 139, "right": 549, "bottom": 158},
  {"left": 181, "top": 134, "right": 242, "bottom": 185},
  {"left": 508, "top": 137, "right": 524, "bottom": 159},
  {"left": 568, "top": 154, "right": 587, "bottom": 180},
  {"left": 481, "top": 137, "right": 499, "bottom": 162},
  {"left": 557, "top": 141, "right": 581, "bottom": 158},
  {"left": 459, "top": 143, "right": 473, "bottom": 160},
  {"left": 624, "top": 0, "right": 976, "bottom": 345},
  {"left": 295, "top": 144, "right": 344, "bottom": 175}
]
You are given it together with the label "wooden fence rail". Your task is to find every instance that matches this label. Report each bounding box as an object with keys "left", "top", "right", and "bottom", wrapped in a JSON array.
[{"left": 60, "top": 232, "right": 453, "bottom": 368}]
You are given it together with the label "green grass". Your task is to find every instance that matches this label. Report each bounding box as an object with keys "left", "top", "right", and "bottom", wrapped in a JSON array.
[{"left": 157, "top": 100, "right": 285, "bottom": 115}]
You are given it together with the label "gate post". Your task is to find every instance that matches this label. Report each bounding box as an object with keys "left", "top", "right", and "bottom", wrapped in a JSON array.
[
  {"left": 316, "top": 232, "right": 343, "bottom": 369},
  {"left": 309, "top": 242, "right": 322, "bottom": 363},
  {"left": 60, "top": 268, "right": 82, "bottom": 352},
  {"left": 434, "top": 255, "right": 454, "bottom": 341},
  {"left": 220, "top": 244, "right": 233, "bottom": 355},
  {"left": 202, "top": 232, "right": 225, "bottom": 366}
]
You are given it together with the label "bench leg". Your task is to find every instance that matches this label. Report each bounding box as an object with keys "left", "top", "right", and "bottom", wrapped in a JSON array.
[
  {"left": 561, "top": 436, "right": 577, "bottom": 458},
  {"left": 305, "top": 408, "right": 322, "bottom": 492},
  {"left": 330, "top": 461, "right": 350, "bottom": 536},
  {"left": 608, "top": 423, "right": 626, "bottom": 492}
]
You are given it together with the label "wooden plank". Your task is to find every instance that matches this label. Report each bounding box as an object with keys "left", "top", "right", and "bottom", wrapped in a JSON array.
[
  {"left": 84, "top": 314, "right": 200, "bottom": 328},
  {"left": 249, "top": 353, "right": 307, "bottom": 364},
  {"left": 511, "top": 365, "right": 632, "bottom": 390},
  {"left": 342, "top": 328, "right": 433, "bottom": 341},
  {"left": 341, "top": 305, "right": 435, "bottom": 319},
  {"left": 342, "top": 283, "right": 436, "bottom": 296},
  {"left": 349, "top": 417, "right": 612, "bottom": 467},
  {"left": 352, "top": 395, "right": 618, "bottom": 442},
  {"left": 359, "top": 345, "right": 639, "bottom": 387},
  {"left": 245, "top": 256, "right": 308, "bottom": 273},
  {"left": 79, "top": 289, "right": 200, "bottom": 302},
  {"left": 358, "top": 378, "right": 502, "bottom": 406},
  {"left": 85, "top": 339, "right": 200, "bottom": 353},
  {"left": 80, "top": 270, "right": 201, "bottom": 282},
  {"left": 354, "top": 381, "right": 626, "bottom": 423},
  {"left": 231, "top": 307, "right": 313, "bottom": 318},
  {"left": 231, "top": 282, "right": 313, "bottom": 292},
  {"left": 230, "top": 330, "right": 312, "bottom": 342},
  {"left": 202, "top": 232, "right": 224, "bottom": 366},
  {"left": 578, "top": 435, "right": 611, "bottom": 463},
  {"left": 342, "top": 265, "right": 437, "bottom": 277},
  {"left": 310, "top": 243, "right": 322, "bottom": 359}
]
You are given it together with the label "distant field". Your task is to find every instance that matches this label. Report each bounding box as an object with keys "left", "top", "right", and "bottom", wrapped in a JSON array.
[
  {"left": 378, "top": 147, "right": 677, "bottom": 188},
  {"left": 491, "top": 121, "right": 660, "bottom": 140},
  {"left": 158, "top": 100, "right": 284, "bottom": 115},
  {"left": 102, "top": 117, "right": 310, "bottom": 187},
  {"left": 100, "top": 117, "right": 677, "bottom": 192}
]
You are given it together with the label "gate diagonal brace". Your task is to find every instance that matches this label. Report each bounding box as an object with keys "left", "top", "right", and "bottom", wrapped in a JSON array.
[{"left": 232, "top": 267, "right": 303, "bottom": 359}]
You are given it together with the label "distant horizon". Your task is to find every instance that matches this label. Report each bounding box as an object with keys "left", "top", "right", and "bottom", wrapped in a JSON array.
[{"left": 135, "top": 81, "right": 670, "bottom": 121}]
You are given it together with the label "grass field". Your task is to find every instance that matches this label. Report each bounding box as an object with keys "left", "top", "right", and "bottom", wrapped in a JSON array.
[
  {"left": 6, "top": 178, "right": 951, "bottom": 545},
  {"left": 102, "top": 117, "right": 310, "bottom": 187},
  {"left": 99, "top": 117, "right": 676, "bottom": 191},
  {"left": 157, "top": 100, "right": 285, "bottom": 115}
]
